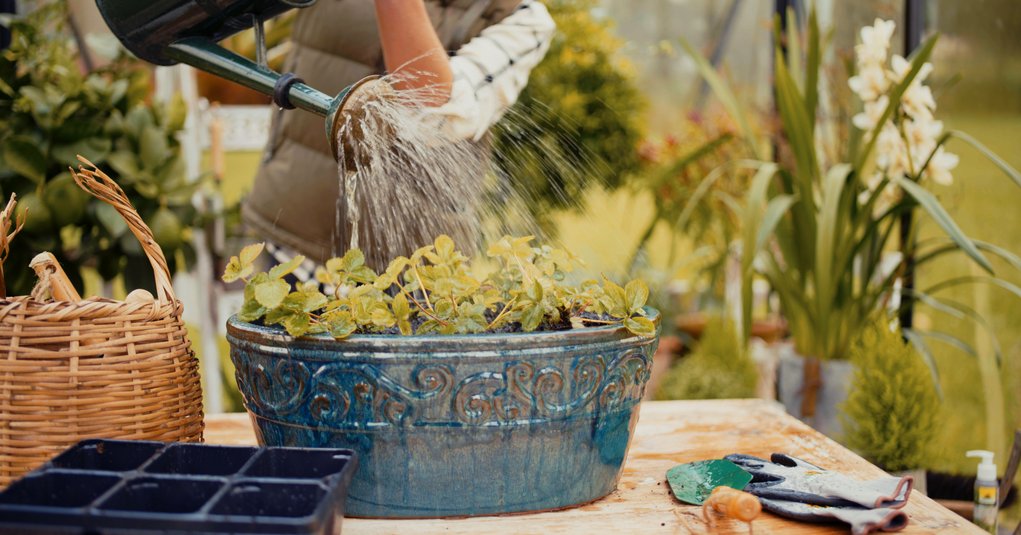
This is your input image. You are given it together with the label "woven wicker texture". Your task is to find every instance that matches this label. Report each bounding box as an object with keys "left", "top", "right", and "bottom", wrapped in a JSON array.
[{"left": 0, "top": 157, "right": 204, "bottom": 486}]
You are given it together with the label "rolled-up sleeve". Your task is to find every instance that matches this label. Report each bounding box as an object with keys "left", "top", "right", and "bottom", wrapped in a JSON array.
[{"left": 420, "top": 1, "right": 556, "bottom": 141}]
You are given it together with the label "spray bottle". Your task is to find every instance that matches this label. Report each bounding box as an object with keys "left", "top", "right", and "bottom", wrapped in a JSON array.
[{"left": 966, "top": 450, "right": 998, "bottom": 533}]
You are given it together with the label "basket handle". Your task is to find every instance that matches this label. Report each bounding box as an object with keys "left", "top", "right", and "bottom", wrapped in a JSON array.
[{"left": 70, "top": 156, "right": 177, "bottom": 305}]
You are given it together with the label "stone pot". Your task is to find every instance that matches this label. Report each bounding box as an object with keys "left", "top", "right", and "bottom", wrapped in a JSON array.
[
  {"left": 226, "top": 310, "right": 661, "bottom": 518},
  {"left": 776, "top": 343, "right": 854, "bottom": 438}
]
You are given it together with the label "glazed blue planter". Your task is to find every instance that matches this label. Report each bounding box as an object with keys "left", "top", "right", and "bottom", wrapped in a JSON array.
[{"left": 226, "top": 309, "right": 660, "bottom": 518}]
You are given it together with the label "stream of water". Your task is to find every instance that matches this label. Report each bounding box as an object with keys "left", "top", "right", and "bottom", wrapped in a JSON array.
[{"left": 332, "top": 75, "right": 600, "bottom": 270}]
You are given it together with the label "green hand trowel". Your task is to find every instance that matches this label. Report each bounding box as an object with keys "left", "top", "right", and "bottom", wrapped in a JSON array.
[{"left": 667, "top": 459, "right": 753, "bottom": 505}]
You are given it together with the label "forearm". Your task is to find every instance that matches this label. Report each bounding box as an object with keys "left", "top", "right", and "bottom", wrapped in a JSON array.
[{"left": 374, "top": 0, "right": 453, "bottom": 105}]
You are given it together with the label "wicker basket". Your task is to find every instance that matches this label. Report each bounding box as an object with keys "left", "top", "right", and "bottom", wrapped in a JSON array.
[{"left": 0, "top": 159, "right": 204, "bottom": 486}]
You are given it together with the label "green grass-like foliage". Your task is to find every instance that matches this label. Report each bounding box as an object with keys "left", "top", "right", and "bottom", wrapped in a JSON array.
[
  {"left": 223, "top": 235, "right": 655, "bottom": 339},
  {"left": 842, "top": 317, "right": 941, "bottom": 472},
  {"left": 655, "top": 317, "right": 756, "bottom": 400}
]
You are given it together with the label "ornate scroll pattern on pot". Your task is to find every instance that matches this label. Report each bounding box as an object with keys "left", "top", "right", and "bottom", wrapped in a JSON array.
[
  {"left": 451, "top": 350, "right": 651, "bottom": 426},
  {"left": 233, "top": 347, "right": 651, "bottom": 427},
  {"left": 233, "top": 354, "right": 313, "bottom": 416}
]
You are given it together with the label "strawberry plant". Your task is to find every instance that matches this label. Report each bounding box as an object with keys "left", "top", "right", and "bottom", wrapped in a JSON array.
[{"left": 223, "top": 235, "right": 656, "bottom": 339}]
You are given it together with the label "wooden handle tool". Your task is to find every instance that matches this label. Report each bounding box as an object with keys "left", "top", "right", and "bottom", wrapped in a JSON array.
[{"left": 702, "top": 486, "right": 761, "bottom": 534}]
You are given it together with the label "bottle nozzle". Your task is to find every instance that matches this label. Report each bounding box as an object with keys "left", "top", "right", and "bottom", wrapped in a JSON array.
[{"left": 967, "top": 450, "right": 997, "bottom": 482}]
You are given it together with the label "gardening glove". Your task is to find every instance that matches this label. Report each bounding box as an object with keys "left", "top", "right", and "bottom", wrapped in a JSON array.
[
  {"left": 757, "top": 497, "right": 909, "bottom": 535},
  {"left": 724, "top": 453, "right": 913, "bottom": 509}
]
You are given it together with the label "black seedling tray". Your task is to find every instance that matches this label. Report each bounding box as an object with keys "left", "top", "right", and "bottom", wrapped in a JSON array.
[{"left": 0, "top": 439, "right": 357, "bottom": 535}]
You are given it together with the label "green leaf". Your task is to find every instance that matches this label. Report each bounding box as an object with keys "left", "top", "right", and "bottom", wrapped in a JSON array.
[
  {"left": 139, "top": 125, "right": 169, "bottom": 169},
  {"left": 341, "top": 248, "right": 365, "bottom": 270},
  {"left": 804, "top": 8, "right": 821, "bottom": 122},
  {"left": 238, "top": 298, "right": 268, "bottom": 323},
  {"left": 895, "top": 176, "right": 993, "bottom": 273},
  {"left": 282, "top": 312, "right": 311, "bottom": 337},
  {"left": 520, "top": 303, "right": 544, "bottom": 332},
  {"left": 283, "top": 290, "right": 328, "bottom": 313},
  {"left": 2, "top": 137, "right": 46, "bottom": 183},
  {"left": 774, "top": 46, "right": 817, "bottom": 183},
  {"left": 106, "top": 150, "right": 141, "bottom": 179},
  {"left": 678, "top": 38, "right": 763, "bottom": 159},
  {"left": 434, "top": 234, "right": 455, "bottom": 259},
  {"left": 95, "top": 202, "right": 128, "bottom": 238},
  {"left": 222, "top": 258, "right": 245, "bottom": 283},
  {"left": 164, "top": 93, "right": 188, "bottom": 132},
  {"left": 254, "top": 279, "right": 290, "bottom": 309},
  {"left": 349, "top": 265, "right": 378, "bottom": 284},
  {"left": 328, "top": 317, "right": 357, "bottom": 339},
  {"left": 51, "top": 137, "right": 112, "bottom": 167},
  {"left": 268, "top": 255, "right": 305, "bottom": 279},
  {"left": 374, "top": 257, "right": 409, "bottom": 289},
  {"left": 624, "top": 316, "right": 656, "bottom": 337},
  {"left": 223, "top": 243, "right": 264, "bottom": 283},
  {"left": 624, "top": 279, "right": 649, "bottom": 314},
  {"left": 947, "top": 130, "right": 1021, "bottom": 189},
  {"left": 240, "top": 242, "right": 265, "bottom": 266},
  {"left": 526, "top": 280, "right": 544, "bottom": 302},
  {"left": 602, "top": 278, "right": 628, "bottom": 318},
  {"left": 392, "top": 292, "right": 410, "bottom": 318}
]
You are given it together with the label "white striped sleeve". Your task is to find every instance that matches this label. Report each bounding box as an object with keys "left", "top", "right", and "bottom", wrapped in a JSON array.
[{"left": 419, "top": 1, "right": 556, "bottom": 141}]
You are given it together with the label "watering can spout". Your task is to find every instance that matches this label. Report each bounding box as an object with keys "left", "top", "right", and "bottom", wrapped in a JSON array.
[{"left": 95, "top": 0, "right": 375, "bottom": 159}]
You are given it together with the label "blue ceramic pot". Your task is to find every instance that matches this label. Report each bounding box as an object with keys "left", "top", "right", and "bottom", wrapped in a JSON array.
[{"left": 226, "top": 310, "right": 660, "bottom": 518}]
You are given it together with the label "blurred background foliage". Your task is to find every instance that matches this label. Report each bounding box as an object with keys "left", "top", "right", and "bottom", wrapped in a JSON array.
[
  {"left": 655, "top": 316, "right": 756, "bottom": 400},
  {"left": 0, "top": 2, "right": 209, "bottom": 296},
  {"left": 492, "top": 0, "right": 647, "bottom": 233}
]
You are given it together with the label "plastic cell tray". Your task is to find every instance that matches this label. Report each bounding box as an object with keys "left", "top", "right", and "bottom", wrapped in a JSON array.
[{"left": 0, "top": 439, "right": 357, "bottom": 535}]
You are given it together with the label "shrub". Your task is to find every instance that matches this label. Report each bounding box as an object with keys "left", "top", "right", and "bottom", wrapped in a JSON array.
[
  {"left": 492, "top": 0, "right": 645, "bottom": 231},
  {"left": 841, "top": 317, "right": 941, "bottom": 471},
  {"left": 655, "top": 317, "right": 756, "bottom": 400}
]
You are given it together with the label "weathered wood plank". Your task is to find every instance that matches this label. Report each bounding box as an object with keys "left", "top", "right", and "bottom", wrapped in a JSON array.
[{"left": 204, "top": 399, "right": 980, "bottom": 534}]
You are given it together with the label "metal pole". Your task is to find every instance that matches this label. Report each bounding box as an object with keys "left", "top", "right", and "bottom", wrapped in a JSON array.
[{"left": 900, "top": 0, "right": 925, "bottom": 330}]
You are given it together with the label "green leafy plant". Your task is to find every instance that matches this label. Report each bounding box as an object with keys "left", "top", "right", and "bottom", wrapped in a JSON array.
[
  {"left": 687, "top": 12, "right": 1021, "bottom": 359},
  {"left": 626, "top": 110, "right": 752, "bottom": 302},
  {"left": 223, "top": 235, "right": 656, "bottom": 339},
  {"left": 0, "top": 2, "right": 206, "bottom": 295},
  {"left": 655, "top": 317, "right": 756, "bottom": 400},
  {"left": 842, "top": 316, "right": 940, "bottom": 471},
  {"left": 492, "top": 0, "right": 646, "bottom": 231},
  {"left": 686, "top": 11, "right": 1020, "bottom": 448}
]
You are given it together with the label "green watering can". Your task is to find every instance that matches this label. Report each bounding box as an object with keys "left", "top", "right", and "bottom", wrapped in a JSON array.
[{"left": 95, "top": 0, "right": 377, "bottom": 158}]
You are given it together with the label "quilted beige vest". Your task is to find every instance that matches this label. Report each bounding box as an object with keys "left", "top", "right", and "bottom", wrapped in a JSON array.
[{"left": 243, "top": 0, "right": 522, "bottom": 263}]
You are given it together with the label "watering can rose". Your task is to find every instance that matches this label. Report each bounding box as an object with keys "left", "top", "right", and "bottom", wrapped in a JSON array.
[{"left": 223, "top": 235, "right": 656, "bottom": 338}]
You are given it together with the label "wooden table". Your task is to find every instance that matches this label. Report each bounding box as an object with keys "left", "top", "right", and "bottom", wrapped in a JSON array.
[{"left": 205, "top": 399, "right": 980, "bottom": 534}]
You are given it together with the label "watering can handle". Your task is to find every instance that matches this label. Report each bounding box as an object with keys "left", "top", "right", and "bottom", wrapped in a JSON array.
[
  {"left": 165, "top": 37, "right": 372, "bottom": 159},
  {"left": 166, "top": 37, "right": 334, "bottom": 116}
]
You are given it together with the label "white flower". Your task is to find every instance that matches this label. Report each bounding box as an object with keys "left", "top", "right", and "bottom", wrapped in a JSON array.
[
  {"left": 926, "top": 146, "right": 959, "bottom": 186},
  {"left": 849, "top": 65, "right": 890, "bottom": 102},
  {"left": 890, "top": 55, "right": 933, "bottom": 85},
  {"left": 905, "top": 117, "right": 941, "bottom": 158},
  {"left": 903, "top": 83, "right": 936, "bottom": 120},
  {"left": 856, "top": 19, "right": 897, "bottom": 66},
  {"left": 875, "top": 123, "right": 909, "bottom": 178},
  {"left": 890, "top": 55, "right": 936, "bottom": 119},
  {"left": 853, "top": 96, "right": 889, "bottom": 131}
]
